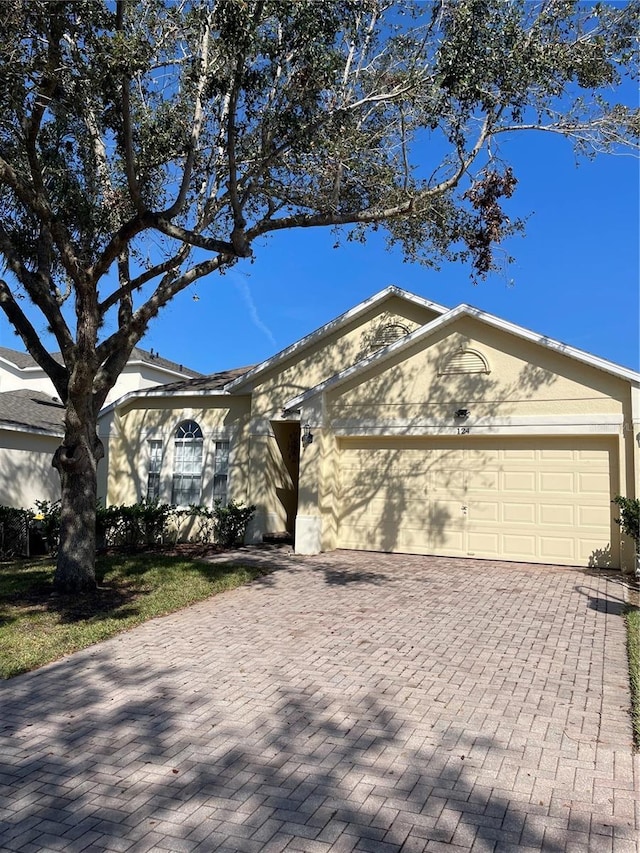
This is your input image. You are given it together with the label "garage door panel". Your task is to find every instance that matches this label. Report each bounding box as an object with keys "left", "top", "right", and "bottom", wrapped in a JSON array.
[
  {"left": 503, "top": 448, "right": 537, "bottom": 460},
  {"left": 502, "top": 502, "right": 536, "bottom": 524},
  {"left": 501, "top": 533, "right": 538, "bottom": 558},
  {"left": 579, "top": 472, "right": 610, "bottom": 493},
  {"left": 336, "top": 437, "right": 618, "bottom": 567},
  {"left": 578, "top": 505, "right": 610, "bottom": 528},
  {"left": 539, "top": 536, "right": 576, "bottom": 560},
  {"left": 466, "top": 470, "right": 499, "bottom": 490},
  {"left": 430, "top": 469, "right": 465, "bottom": 492},
  {"left": 578, "top": 448, "right": 610, "bottom": 461},
  {"left": 503, "top": 471, "right": 536, "bottom": 492},
  {"left": 540, "top": 448, "right": 575, "bottom": 461},
  {"left": 467, "top": 531, "right": 500, "bottom": 554},
  {"left": 469, "top": 501, "right": 499, "bottom": 522},
  {"left": 540, "top": 471, "right": 575, "bottom": 492},
  {"left": 539, "top": 504, "right": 574, "bottom": 526}
]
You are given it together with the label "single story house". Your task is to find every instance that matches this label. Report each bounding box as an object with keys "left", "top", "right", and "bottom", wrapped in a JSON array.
[{"left": 103, "top": 287, "right": 640, "bottom": 572}]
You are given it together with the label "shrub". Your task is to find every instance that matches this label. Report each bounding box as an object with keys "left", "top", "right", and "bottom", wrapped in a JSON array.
[
  {"left": 33, "top": 499, "right": 61, "bottom": 555},
  {"left": 613, "top": 495, "right": 640, "bottom": 577},
  {"left": 97, "top": 500, "right": 174, "bottom": 549},
  {"left": 212, "top": 500, "right": 256, "bottom": 548},
  {"left": 0, "top": 505, "right": 32, "bottom": 558}
]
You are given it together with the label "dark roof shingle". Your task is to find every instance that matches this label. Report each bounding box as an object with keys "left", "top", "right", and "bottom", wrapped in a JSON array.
[
  {"left": 0, "top": 390, "right": 64, "bottom": 433},
  {"left": 148, "top": 366, "right": 253, "bottom": 395},
  {"left": 0, "top": 345, "right": 202, "bottom": 377}
]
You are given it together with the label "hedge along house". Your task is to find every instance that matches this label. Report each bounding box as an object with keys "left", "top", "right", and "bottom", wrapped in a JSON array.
[{"left": 103, "top": 287, "right": 640, "bottom": 573}]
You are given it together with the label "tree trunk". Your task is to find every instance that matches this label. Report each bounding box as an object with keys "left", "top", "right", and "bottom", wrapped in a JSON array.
[{"left": 52, "top": 427, "right": 104, "bottom": 593}]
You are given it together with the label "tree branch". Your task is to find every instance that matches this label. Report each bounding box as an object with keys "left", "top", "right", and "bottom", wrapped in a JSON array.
[
  {"left": 0, "top": 224, "right": 75, "bottom": 358},
  {"left": 162, "top": 11, "right": 211, "bottom": 219},
  {"left": 0, "top": 279, "right": 68, "bottom": 398},
  {"left": 117, "top": 0, "right": 144, "bottom": 213}
]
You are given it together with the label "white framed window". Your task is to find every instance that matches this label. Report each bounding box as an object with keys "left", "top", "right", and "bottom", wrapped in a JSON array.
[
  {"left": 146, "top": 439, "right": 163, "bottom": 502},
  {"left": 212, "top": 440, "right": 230, "bottom": 505},
  {"left": 172, "top": 419, "right": 203, "bottom": 506}
]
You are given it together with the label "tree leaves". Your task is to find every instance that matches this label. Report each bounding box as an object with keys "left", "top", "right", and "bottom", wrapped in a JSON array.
[{"left": 0, "top": 0, "right": 636, "bottom": 394}]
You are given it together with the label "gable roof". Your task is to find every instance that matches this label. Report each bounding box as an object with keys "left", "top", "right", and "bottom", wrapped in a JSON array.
[
  {"left": 225, "top": 286, "right": 448, "bottom": 392},
  {"left": 0, "top": 346, "right": 40, "bottom": 370},
  {"left": 98, "top": 365, "right": 253, "bottom": 417},
  {"left": 0, "top": 390, "right": 65, "bottom": 435},
  {"left": 125, "top": 347, "right": 204, "bottom": 378},
  {"left": 284, "top": 302, "right": 640, "bottom": 411},
  {"left": 141, "top": 365, "right": 253, "bottom": 396},
  {"left": 0, "top": 345, "right": 202, "bottom": 378}
]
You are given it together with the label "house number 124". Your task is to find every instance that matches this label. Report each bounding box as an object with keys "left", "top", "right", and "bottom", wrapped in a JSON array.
[{"left": 457, "top": 426, "right": 470, "bottom": 435}]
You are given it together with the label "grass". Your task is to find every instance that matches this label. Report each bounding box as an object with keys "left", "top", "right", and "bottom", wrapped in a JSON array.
[
  {"left": 0, "top": 553, "right": 268, "bottom": 679},
  {"left": 626, "top": 603, "right": 640, "bottom": 749}
]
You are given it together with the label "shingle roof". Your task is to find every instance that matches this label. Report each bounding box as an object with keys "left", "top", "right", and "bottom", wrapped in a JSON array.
[
  {"left": 0, "top": 345, "right": 202, "bottom": 377},
  {"left": 128, "top": 347, "right": 204, "bottom": 377},
  {"left": 148, "top": 366, "right": 254, "bottom": 395},
  {"left": 0, "top": 390, "right": 64, "bottom": 434},
  {"left": 0, "top": 346, "right": 39, "bottom": 370}
]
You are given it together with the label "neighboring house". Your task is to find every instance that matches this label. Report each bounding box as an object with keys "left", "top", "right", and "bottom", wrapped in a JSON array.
[
  {"left": 104, "top": 286, "right": 640, "bottom": 572},
  {"left": 0, "top": 347, "right": 202, "bottom": 509}
]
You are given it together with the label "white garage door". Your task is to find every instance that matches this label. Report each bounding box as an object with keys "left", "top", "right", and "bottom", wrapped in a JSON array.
[{"left": 336, "top": 436, "right": 618, "bottom": 567}]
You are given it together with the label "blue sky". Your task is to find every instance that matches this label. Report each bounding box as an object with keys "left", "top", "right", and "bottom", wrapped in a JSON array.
[
  {"left": 0, "top": 113, "right": 638, "bottom": 376},
  {"left": 144, "top": 124, "right": 639, "bottom": 375}
]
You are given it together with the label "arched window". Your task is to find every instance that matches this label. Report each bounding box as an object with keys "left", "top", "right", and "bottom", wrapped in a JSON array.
[{"left": 172, "top": 419, "right": 203, "bottom": 505}]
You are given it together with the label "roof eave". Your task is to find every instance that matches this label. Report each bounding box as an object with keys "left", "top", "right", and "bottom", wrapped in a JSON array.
[
  {"left": 285, "top": 304, "right": 640, "bottom": 410},
  {"left": 0, "top": 420, "right": 64, "bottom": 437},
  {"left": 99, "top": 386, "right": 233, "bottom": 418},
  {"left": 225, "top": 286, "right": 449, "bottom": 393}
]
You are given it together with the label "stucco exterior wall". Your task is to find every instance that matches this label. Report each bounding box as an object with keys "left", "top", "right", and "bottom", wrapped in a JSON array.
[
  {"left": 327, "top": 317, "right": 629, "bottom": 427},
  {"left": 250, "top": 296, "right": 441, "bottom": 419},
  {"left": 0, "top": 430, "right": 61, "bottom": 509},
  {"left": 106, "top": 396, "right": 251, "bottom": 508}
]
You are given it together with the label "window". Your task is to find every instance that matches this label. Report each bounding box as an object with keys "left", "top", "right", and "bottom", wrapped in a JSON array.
[
  {"left": 172, "top": 420, "right": 203, "bottom": 505},
  {"left": 146, "top": 439, "right": 163, "bottom": 501},
  {"left": 212, "top": 440, "right": 230, "bottom": 505}
]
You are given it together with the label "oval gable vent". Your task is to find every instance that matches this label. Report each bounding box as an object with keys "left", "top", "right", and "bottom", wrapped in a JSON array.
[{"left": 439, "top": 348, "right": 490, "bottom": 375}]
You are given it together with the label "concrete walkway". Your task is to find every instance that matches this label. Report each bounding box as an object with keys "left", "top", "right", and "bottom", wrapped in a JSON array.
[{"left": 0, "top": 550, "right": 638, "bottom": 853}]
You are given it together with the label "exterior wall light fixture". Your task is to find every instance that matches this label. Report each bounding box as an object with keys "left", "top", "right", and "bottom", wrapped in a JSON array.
[
  {"left": 301, "top": 423, "right": 314, "bottom": 448},
  {"left": 454, "top": 408, "right": 470, "bottom": 420}
]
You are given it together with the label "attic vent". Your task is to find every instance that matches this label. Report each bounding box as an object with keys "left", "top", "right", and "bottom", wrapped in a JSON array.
[
  {"left": 370, "top": 322, "right": 410, "bottom": 351},
  {"left": 439, "top": 348, "right": 490, "bottom": 375}
]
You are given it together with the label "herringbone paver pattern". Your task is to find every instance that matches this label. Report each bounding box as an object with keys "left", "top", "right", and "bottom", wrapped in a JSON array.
[{"left": 0, "top": 550, "right": 638, "bottom": 853}]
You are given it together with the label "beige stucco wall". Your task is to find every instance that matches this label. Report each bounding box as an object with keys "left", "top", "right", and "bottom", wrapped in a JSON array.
[
  {"left": 327, "top": 317, "right": 629, "bottom": 426},
  {"left": 248, "top": 296, "right": 442, "bottom": 537},
  {"left": 249, "top": 296, "right": 441, "bottom": 419},
  {"left": 299, "top": 316, "right": 637, "bottom": 569},
  {"left": 0, "top": 430, "right": 61, "bottom": 509},
  {"left": 106, "top": 396, "right": 251, "bottom": 508}
]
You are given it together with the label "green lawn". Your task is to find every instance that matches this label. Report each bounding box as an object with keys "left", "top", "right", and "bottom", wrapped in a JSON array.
[
  {"left": 626, "top": 603, "right": 640, "bottom": 749},
  {"left": 0, "top": 553, "right": 268, "bottom": 679}
]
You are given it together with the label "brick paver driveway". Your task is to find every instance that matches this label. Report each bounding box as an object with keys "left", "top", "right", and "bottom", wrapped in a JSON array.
[{"left": 1, "top": 550, "right": 638, "bottom": 853}]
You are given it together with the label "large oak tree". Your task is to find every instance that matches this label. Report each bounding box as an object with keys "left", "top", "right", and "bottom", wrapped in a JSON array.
[{"left": 0, "top": 0, "right": 637, "bottom": 591}]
